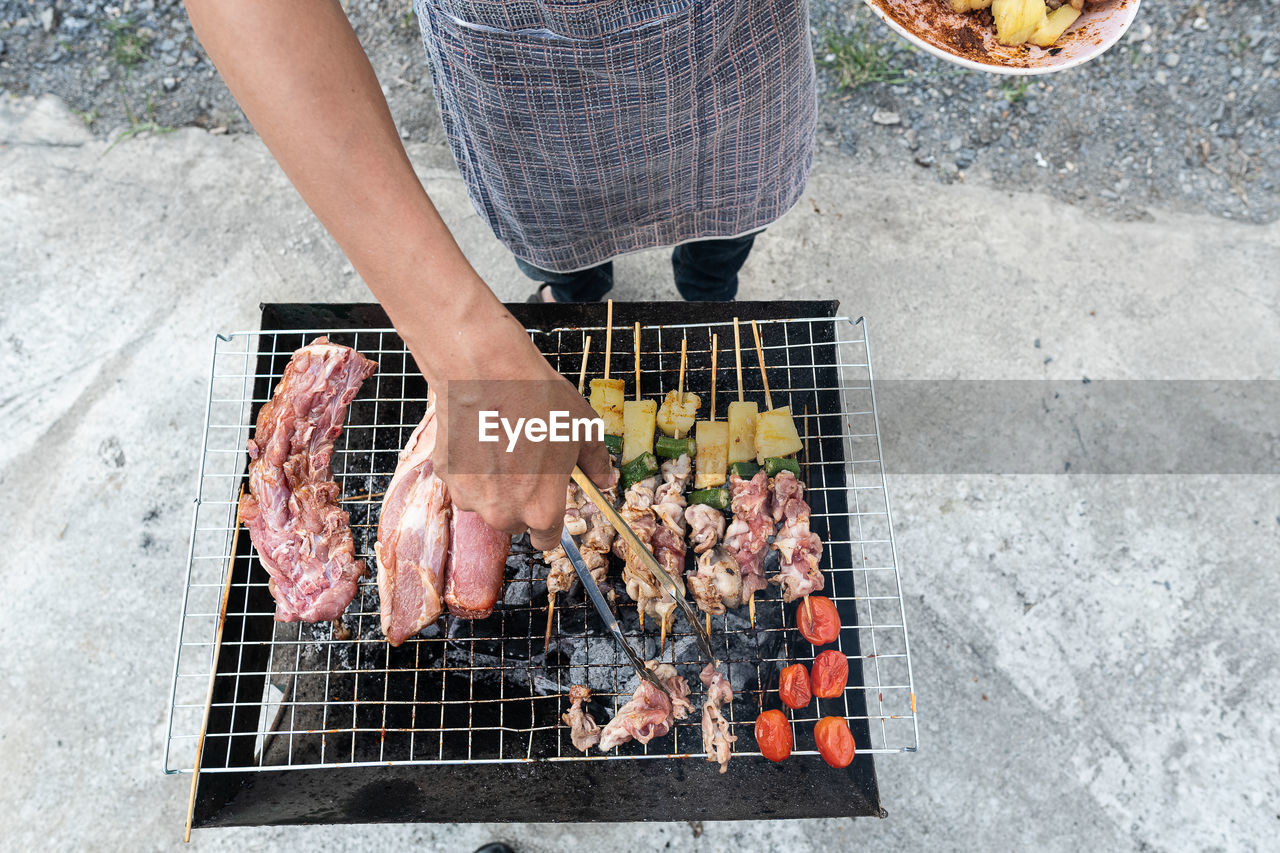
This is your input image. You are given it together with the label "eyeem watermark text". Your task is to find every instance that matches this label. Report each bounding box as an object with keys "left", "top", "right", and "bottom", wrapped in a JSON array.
[{"left": 478, "top": 411, "right": 604, "bottom": 453}]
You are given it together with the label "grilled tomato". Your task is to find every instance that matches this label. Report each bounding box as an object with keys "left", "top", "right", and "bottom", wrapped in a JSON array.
[
  {"left": 754, "top": 709, "right": 793, "bottom": 762},
  {"left": 778, "top": 663, "right": 812, "bottom": 710},
  {"left": 810, "top": 650, "right": 848, "bottom": 699},
  {"left": 814, "top": 716, "right": 856, "bottom": 768},
  {"left": 796, "top": 595, "right": 841, "bottom": 646}
]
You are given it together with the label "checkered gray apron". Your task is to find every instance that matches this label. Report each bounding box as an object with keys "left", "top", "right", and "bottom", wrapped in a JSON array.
[{"left": 413, "top": 0, "right": 817, "bottom": 273}]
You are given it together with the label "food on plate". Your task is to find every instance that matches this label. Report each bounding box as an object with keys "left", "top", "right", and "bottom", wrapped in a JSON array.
[
  {"left": 810, "top": 650, "right": 849, "bottom": 699},
  {"left": 598, "top": 661, "right": 693, "bottom": 751},
  {"left": 1030, "top": 4, "right": 1083, "bottom": 47},
  {"left": 992, "top": 0, "right": 1045, "bottom": 45},
  {"left": 376, "top": 395, "right": 510, "bottom": 645},
  {"left": 951, "top": 0, "right": 1086, "bottom": 48},
  {"left": 699, "top": 664, "right": 737, "bottom": 773},
  {"left": 239, "top": 336, "right": 377, "bottom": 623},
  {"left": 754, "top": 709, "right": 793, "bottom": 762},
  {"left": 814, "top": 716, "right": 856, "bottom": 768},
  {"left": 562, "top": 685, "right": 602, "bottom": 752},
  {"left": 778, "top": 663, "right": 812, "bottom": 710},
  {"left": 795, "top": 595, "right": 842, "bottom": 646}
]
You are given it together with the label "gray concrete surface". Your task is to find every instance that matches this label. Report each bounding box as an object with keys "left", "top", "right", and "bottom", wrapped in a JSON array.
[{"left": 2, "top": 94, "right": 1277, "bottom": 851}]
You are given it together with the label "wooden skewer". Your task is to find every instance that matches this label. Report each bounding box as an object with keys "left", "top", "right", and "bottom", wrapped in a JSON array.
[
  {"left": 733, "top": 317, "right": 744, "bottom": 403},
  {"left": 544, "top": 591, "right": 556, "bottom": 655},
  {"left": 803, "top": 594, "right": 813, "bottom": 622},
  {"left": 677, "top": 335, "right": 687, "bottom": 401},
  {"left": 185, "top": 487, "right": 244, "bottom": 842},
  {"left": 706, "top": 611, "right": 712, "bottom": 636},
  {"left": 732, "top": 319, "right": 756, "bottom": 627},
  {"left": 802, "top": 403, "right": 809, "bottom": 465},
  {"left": 634, "top": 322, "right": 642, "bottom": 402},
  {"left": 675, "top": 335, "right": 687, "bottom": 439},
  {"left": 709, "top": 333, "right": 718, "bottom": 422},
  {"left": 577, "top": 335, "right": 592, "bottom": 395},
  {"left": 604, "top": 300, "right": 613, "bottom": 381},
  {"left": 340, "top": 491, "right": 385, "bottom": 503},
  {"left": 750, "top": 319, "right": 772, "bottom": 411},
  {"left": 658, "top": 612, "right": 667, "bottom": 657},
  {"left": 547, "top": 336, "right": 593, "bottom": 655}
]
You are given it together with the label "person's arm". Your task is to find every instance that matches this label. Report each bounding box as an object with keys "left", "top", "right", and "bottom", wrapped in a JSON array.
[{"left": 185, "top": 0, "right": 612, "bottom": 548}]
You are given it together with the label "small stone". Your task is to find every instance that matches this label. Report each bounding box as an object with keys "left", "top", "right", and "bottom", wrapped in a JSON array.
[
  {"left": 162, "top": 76, "right": 179, "bottom": 92},
  {"left": 955, "top": 148, "right": 976, "bottom": 169},
  {"left": 1163, "top": 53, "right": 1180, "bottom": 68},
  {"left": 871, "top": 109, "right": 901, "bottom": 126},
  {"left": 0, "top": 38, "right": 6, "bottom": 55},
  {"left": 947, "top": 135, "right": 962, "bottom": 152},
  {"left": 1127, "top": 22, "right": 1152, "bottom": 42},
  {"left": 914, "top": 154, "right": 935, "bottom": 168},
  {"left": 1262, "top": 49, "right": 1278, "bottom": 66},
  {"left": 1192, "top": 17, "right": 1208, "bottom": 32},
  {"left": 1230, "top": 65, "right": 1243, "bottom": 79},
  {"left": 40, "top": 7, "right": 56, "bottom": 31}
]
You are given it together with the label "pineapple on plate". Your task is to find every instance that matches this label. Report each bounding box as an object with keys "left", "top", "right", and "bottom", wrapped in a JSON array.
[
  {"left": 1029, "top": 4, "right": 1082, "bottom": 46},
  {"left": 991, "top": 0, "right": 1047, "bottom": 45},
  {"left": 950, "top": 0, "right": 993, "bottom": 11}
]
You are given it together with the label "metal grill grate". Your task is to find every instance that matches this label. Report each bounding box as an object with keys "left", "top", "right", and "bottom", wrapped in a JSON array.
[{"left": 165, "top": 313, "right": 917, "bottom": 776}]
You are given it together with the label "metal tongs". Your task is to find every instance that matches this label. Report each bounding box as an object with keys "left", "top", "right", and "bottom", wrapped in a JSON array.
[
  {"left": 558, "top": 528, "right": 674, "bottom": 700},
  {"left": 563, "top": 467, "right": 720, "bottom": 691}
]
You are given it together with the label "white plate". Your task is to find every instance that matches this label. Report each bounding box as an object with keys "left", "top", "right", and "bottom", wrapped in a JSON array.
[{"left": 864, "top": 0, "right": 1143, "bottom": 76}]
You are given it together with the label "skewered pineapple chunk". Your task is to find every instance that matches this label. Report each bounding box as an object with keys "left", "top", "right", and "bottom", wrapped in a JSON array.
[
  {"left": 726, "top": 401, "right": 759, "bottom": 464},
  {"left": 992, "top": 0, "right": 1047, "bottom": 45},
  {"left": 754, "top": 406, "right": 803, "bottom": 464},
  {"left": 622, "top": 399, "right": 657, "bottom": 464},
  {"left": 589, "top": 378, "right": 625, "bottom": 437},
  {"left": 950, "top": 0, "right": 993, "bottom": 10},
  {"left": 1029, "top": 4, "right": 1081, "bottom": 46},
  {"left": 656, "top": 389, "right": 701, "bottom": 437},
  {"left": 694, "top": 421, "right": 729, "bottom": 489}
]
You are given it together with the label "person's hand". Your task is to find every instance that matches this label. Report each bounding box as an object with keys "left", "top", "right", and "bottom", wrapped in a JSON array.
[{"left": 403, "top": 288, "right": 615, "bottom": 551}]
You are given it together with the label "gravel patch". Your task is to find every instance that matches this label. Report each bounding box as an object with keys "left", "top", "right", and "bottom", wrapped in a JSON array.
[{"left": 1, "top": 0, "right": 1275, "bottom": 223}]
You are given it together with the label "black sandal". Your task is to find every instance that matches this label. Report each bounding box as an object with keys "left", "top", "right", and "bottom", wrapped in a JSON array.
[{"left": 525, "top": 283, "right": 555, "bottom": 303}]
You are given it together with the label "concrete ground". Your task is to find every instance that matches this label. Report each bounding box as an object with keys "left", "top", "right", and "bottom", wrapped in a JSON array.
[{"left": 2, "top": 94, "right": 1277, "bottom": 851}]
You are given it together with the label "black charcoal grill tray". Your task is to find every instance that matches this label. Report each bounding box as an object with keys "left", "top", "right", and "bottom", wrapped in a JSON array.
[{"left": 172, "top": 300, "right": 914, "bottom": 826}]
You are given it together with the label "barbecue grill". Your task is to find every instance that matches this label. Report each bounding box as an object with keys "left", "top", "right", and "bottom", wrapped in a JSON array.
[{"left": 166, "top": 300, "right": 917, "bottom": 828}]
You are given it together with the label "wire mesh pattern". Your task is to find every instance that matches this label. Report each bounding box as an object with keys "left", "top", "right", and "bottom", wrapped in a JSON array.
[{"left": 165, "top": 316, "right": 917, "bottom": 775}]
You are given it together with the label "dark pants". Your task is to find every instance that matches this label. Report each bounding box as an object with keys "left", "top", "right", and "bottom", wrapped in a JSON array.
[{"left": 516, "top": 233, "right": 759, "bottom": 302}]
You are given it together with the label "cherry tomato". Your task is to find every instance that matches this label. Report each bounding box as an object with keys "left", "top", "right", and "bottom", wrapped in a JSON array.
[
  {"left": 796, "top": 595, "right": 841, "bottom": 646},
  {"left": 754, "top": 709, "right": 793, "bottom": 762},
  {"left": 778, "top": 663, "right": 812, "bottom": 710},
  {"left": 810, "top": 649, "right": 848, "bottom": 698},
  {"left": 814, "top": 716, "right": 856, "bottom": 768}
]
